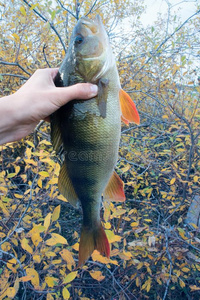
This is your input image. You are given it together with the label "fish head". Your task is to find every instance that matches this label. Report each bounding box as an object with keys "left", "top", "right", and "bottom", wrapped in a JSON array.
[{"left": 69, "top": 15, "right": 114, "bottom": 82}]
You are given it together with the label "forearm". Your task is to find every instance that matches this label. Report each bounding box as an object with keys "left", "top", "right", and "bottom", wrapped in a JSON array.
[{"left": 0, "top": 94, "right": 34, "bottom": 145}]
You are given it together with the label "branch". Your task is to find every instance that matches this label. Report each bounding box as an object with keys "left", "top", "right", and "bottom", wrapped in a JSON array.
[
  {"left": 0, "top": 61, "right": 31, "bottom": 76},
  {"left": 56, "top": 0, "right": 77, "bottom": 19},
  {"left": 22, "top": 0, "right": 67, "bottom": 52},
  {"left": 0, "top": 174, "right": 38, "bottom": 247},
  {"left": 85, "top": 0, "right": 98, "bottom": 17},
  {"left": 0, "top": 73, "right": 28, "bottom": 80},
  {"left": 162, "top": 229, "right": 173, "bottom": 300},
  {"left": 42, "top": 45, "right": 52, "bottom": 68},
  {"left": 132, "top": 9, "right": 200, "bottom": 79}
]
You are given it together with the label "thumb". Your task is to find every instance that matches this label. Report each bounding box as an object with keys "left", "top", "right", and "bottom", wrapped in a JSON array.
[{"left": 54, "top": 83, "right": 98, "bottom": 107}]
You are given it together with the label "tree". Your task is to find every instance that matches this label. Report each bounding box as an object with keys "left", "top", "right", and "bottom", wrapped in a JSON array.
[{"left": 0, "top": 0, "right": 200, "bottom": 299}]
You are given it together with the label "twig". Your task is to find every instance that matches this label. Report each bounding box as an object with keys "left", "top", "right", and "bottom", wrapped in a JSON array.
[
  {"left": 22, "top": 0, "right": 67, "bottom": 52},
  {"left": 85, "top": 0, "right": 98, "bottom": 16},
  {"left": 162, "top": 229, "right": 173, "bottom": 300},
  {"left": 132, "top": 9, "right": 200, "bottom": 80},
  {"left": 56, "top": 0, "right": 77, "bottom": 19},
  {"left": 0, "top": 61, "right": 31, "bottom": 76},
  {"left": 0, "top": 73, "right": 28, "bottom": 80},
  {"left": 0, "top": 249, "right": 25, "bottom": 275},
  {"left": 42, "top": 45, "right": 51, "bottom": 68},
  {"left": 0, "top": 173, "right": 38, "bottom": 247}
]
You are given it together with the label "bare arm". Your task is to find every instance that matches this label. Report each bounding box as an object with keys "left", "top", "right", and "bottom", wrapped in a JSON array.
[{"left": 0, "top": 68, "right": 98, "bottom": 145}]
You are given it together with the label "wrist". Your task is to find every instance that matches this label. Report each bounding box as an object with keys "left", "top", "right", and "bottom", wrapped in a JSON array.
[{"left": 0, "top": 93, "right": 29, "bottom": 144}]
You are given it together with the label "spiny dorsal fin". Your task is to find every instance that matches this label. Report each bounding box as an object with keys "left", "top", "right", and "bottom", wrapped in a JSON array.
[
  {"left": 58, "top": 163, "right": 79, "bottom": 208},
  {"left": 119, "top": 89, "right": 140, "bottom": 125},
  {"left": 103, "top": 171, "right": 125, "bottom": 202}
]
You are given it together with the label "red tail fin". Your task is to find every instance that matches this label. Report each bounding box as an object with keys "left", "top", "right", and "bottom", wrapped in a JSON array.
[{"left": 78, "top": 224, "right": 110, "bottom": 267}]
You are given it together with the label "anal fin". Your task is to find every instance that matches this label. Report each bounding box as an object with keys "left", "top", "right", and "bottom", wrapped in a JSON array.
[
  {"left": 103, "top": 171, "right": 125, "bottom": 202},
  {"left": 58, "top": 162, "right": 79, "bottom": 208}
]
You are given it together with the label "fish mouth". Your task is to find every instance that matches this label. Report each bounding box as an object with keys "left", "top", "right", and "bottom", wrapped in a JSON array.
[{"left": 75, "top": 15, "right": 104, "bottom": 37}]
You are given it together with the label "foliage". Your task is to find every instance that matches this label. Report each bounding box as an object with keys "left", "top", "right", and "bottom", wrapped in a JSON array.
[{"left": 0, "top": 0, "right": 200, "bottom": 299}]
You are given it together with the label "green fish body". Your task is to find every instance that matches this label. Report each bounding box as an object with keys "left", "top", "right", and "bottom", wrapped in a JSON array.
[{"left": 51, "top": 15, "right": 139, "bottom": 265}]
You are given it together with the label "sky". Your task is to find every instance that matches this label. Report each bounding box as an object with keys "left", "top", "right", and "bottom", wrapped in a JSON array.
[{"left": 140, "top": 0, "right": 198, "bottom": 26}]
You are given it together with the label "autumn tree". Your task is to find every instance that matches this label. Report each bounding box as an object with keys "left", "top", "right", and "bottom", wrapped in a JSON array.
[{"left": 0, "top": 0, "right": 200, "bottom": 299}]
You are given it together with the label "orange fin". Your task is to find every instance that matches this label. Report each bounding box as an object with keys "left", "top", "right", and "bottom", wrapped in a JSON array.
[
  {"left": 78, "top": 224, "right": 110, "bottom": 267},
  {"left": 103, "top": 171, "right": 125, "bottom": 202},
  {"left": 119, "top": 89, "right": 140, "bottom": 125}
]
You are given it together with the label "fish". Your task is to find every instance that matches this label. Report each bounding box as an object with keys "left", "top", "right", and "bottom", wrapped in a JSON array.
[{"left": 51, "top": 15, "right": 140, "bottom": 266}]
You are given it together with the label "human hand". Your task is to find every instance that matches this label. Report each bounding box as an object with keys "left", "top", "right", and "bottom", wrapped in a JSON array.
[{"left": 0, "top": 68, "right": 98, "bottom": 145}]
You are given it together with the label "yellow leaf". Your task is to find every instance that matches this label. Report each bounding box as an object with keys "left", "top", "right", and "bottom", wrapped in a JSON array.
[
  {"left": 12, "top": 33, "right": 20, "bottom": 41},
  {"left": 44, "top": 212, "right": 51, "bottom": 232},
  {"left": 31, "top": 232, "right": 42, "bottom": 247},
  {"left": 137, "top": 262, "right": 143, "bottom": 270},
  {"left": 193, "top": 176, "right": 199, "bottom": 183},
  {"left": 92, "top": 250, "right": 110, "bottom": 264},
  {"left": 20, "top": 6, "right": 26, "bottom": 16},
  {"left": 131, "top": 221, "right": 139, "bottom": 227},
  {"left": 111, "top": 208, "right": 126, "bottom": 218},
  {"left": 59, "top": 249, "right": 75, "bottom": 265},
  {"left": 19, "top": 275, "right": 33, "bottom": 282},
  {"left": 33, "top": 255, "right": 41, "bottom": 263},
  {"left": 136, "top": 277, "right": 140, "bottom": 287},
  {"left": 39, "top": 171, "right": 49, "bottom": 177},
  {"left": 62, "top": 287, "right": 70, "bottom": 300},
  {"left": 47, "top": 294, "right": 54, "bottom": 300},
  {"left": 72, "top": 242, "right": 79, "bottom": 251},
  {"left": 7, "top": 172, "right": 16, "bottom": 178},
  {"left": 26, "top": 268, "right": 40, "bottom": 288},
  {"left": 105, "top": 230, "right": 121, "bottom": 243},
  {"left": 14, "top": 277, "right": 20, "bottom": 295},
  {"left": 144, "top": 219, "right": 152, "bottom": 223},
  {"left": 190, "top": 285, "right": 200, "bottom": 291},
  {"left": 7, "top": 287, "right": 16, "bottom": 298},
  {"left": 30, "top": 3, "right": 39, "bottom": 10},
  {"left": 57, "top": 194, "right": 68, "bottom": 202},
  {"left": 21, "top": 238, "right": 33, "bottom": 254},
  {"left": 63, "top": 271, "right": 78, "bottom": 284},
  {"left": 37, "top": 178, "right": 42, "bottom": 188},
  {"left": 170, "top": 178, "right": 176, "bottom": 185},
  {"left": 179, "top": 279, "right": 185, "bottom": 288},
  {"left": 45, "top": 276, "right": 58, "bottom": 288},
  {"left": 89, "top": 270, "right": 105, "bottom": 281},
  {"left": 52, "top": 205, "right": 60, "bottom": 222},
  {"left": 182, "top": 267, "right": 190, "bottom": 273},
  {"left": 14, "top": 193, "right": 23, "bottom": 199},
  {"left": 46, "top": 233, "right": 67, "bottom": 246}
]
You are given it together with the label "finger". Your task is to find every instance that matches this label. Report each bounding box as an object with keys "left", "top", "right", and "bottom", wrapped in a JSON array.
[
  {"left": 54, "top": 83, "right": 98, "bottom": 107},
  {"left": 44, "top": 116, "right": 50, "bottom": 122}
]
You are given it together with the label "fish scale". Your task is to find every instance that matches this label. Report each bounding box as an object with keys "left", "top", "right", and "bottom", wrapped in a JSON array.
[{"left": 51, "top": 15, "right": 140, "bottom": 266}]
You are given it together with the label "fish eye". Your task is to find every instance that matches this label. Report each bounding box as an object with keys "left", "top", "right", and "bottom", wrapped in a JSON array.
[{"left": 75, "top": 35, "right": 83, "bottom": 46}]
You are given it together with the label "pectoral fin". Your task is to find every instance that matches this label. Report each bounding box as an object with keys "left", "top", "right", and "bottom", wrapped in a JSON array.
[
  {"left": 58, "top": 163, "right": 79, "bottom": 208},
  {"left": 119, "top": 89, "right": 140, "bottom": 125},
  {"left": 103, "top": 171, "right": 125, "bottom": 202},
  {"left": 97, "top": 78, "right": 109, "bottom": 118}
]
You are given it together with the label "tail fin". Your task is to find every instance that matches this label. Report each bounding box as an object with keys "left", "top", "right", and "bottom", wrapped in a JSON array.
[{"left": 78, "top": 224, "right": 110, "bottom": 267}]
